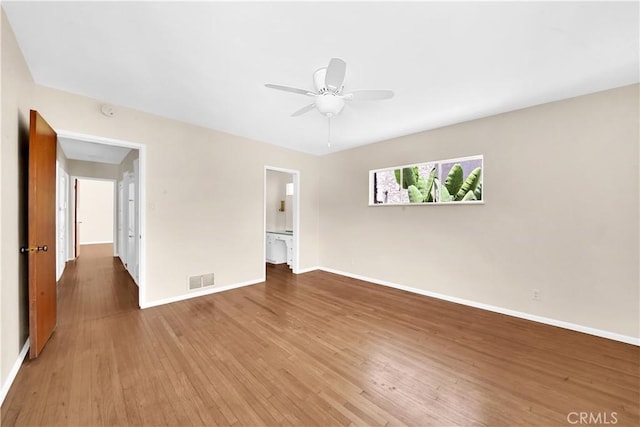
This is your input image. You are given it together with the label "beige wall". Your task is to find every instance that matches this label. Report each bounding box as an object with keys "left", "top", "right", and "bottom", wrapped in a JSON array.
[
  {"left": 319, "top": 84, "right": 639, "bottom": 339},
  {"left": 1, "top": 9, "right": 32, "bottom": 391},
  {"left": 266, "top": 170, "right": 291, "bottom": 231},
  {"left": 68, "top": 159, "right": 118, "bottom": 180},
  {"left": 77, "top": 179, "right": 114, "bottom": 244}
]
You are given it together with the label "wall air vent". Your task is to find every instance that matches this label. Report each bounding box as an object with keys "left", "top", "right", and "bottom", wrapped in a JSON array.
[
  {"left": 188, "top": 275, "right": 202, "bottom": 291},
  {"left": 188, "top": 273, "right": 215, "bottom": 291},
  {"left": 202, "top": 273, "right": 215, "bottom": 288}
]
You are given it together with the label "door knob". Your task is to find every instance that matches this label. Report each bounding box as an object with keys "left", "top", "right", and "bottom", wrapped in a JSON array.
[{"left": 20, "top": 245, "right": 48, "bottom": 254}]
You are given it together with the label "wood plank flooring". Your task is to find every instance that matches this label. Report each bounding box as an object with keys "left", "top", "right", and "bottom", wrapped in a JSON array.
[{"left": 2, "top": 244, "right": 638, "bottom": 426}]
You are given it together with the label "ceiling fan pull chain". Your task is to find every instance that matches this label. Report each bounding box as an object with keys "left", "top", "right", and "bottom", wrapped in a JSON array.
[{"left": 327, "top": 115, "right": 332, "bottom": 147}]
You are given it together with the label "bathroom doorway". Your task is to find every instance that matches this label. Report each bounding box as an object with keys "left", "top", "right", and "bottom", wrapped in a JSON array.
[{"left": 264, "top": 167, "right": 300, "bottom": 275}]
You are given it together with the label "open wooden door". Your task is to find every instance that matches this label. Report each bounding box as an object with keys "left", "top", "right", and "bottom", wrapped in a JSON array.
[{"left": 24, "top": 110, "right": 58, "bottom": 359}]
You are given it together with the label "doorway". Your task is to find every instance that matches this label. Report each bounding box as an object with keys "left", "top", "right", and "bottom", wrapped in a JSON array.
[
  {"left": 264, "top": 166, "right": 300, "bottom": 275},
  {"left": 73, "top": 178, "right": 115, "bottom": 248},
  {"left": 57, "top": 130, "right": 146, "bottom": 307}
]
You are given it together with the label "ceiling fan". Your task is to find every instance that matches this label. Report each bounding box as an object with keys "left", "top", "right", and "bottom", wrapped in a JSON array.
[{"left": 265, "top": 58, "right": 394, "bottom": 119}]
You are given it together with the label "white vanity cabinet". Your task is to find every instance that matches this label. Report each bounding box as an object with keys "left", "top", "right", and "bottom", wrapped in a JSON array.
[{"left": 266, "top": 232, "right": 293, "bottom": 268}]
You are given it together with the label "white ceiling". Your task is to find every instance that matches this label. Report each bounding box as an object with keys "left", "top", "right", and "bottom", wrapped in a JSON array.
[
  {"left": 59, "top": 137, "right": 131, "bottom": 165},
  {"left": 3, "top": 1, "right": 638, "bottom": 155}
]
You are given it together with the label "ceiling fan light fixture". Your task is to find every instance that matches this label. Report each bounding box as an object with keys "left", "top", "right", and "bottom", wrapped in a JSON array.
[{"left": 315, "top": 94, "right": 345, "bottom": 116}]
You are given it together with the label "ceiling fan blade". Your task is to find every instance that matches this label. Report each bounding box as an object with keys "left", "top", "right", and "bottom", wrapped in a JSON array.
[
  {"left": 265, "top": 84, "right": 315, "bottom": 96},
  {"left": 325, "top": 58, "right": 346, "bottom": 91},
  {"left": 291, "top": 103, "right": 316, "bottom": 117},
  {"left": 346, "top": 90, "right": 394, "bottom": 101},
  {"left": 313, "top": 68, "right": 327, "bottom": 92}
]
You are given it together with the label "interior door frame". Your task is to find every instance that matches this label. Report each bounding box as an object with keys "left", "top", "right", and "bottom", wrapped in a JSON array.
[
  {"left": 122, "top": 169, "right": 138, "bottom": 284},
  {"left": 117, "top": 180, "right": 124, "bottom": 260},
  {"left": 58, "top": 130, "right": 147, "bottom": 308},
  {"left": 56, "top": 161, "right": 69, "bottom": 280},
  {"left": 132, "top": 159, "right": 139, "bottom": 282},
  {"left": 263, "top": 166, "right": 300, "bottom": 275},
  {"left": 74, "top": 178, "right": 79, "bottom": 259}
]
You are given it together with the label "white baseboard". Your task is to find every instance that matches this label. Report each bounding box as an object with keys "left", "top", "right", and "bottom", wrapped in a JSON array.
[
  {"left": 295, "top": 266, "right": 320, "bottom": 274},
  {"left": 0, "top": 339, "right": 29, "bottom": 406},
  {"left": 140, "top": 277, "right": 265, "bottom": 309},
  {"left": 319, "top": 267, "right": 640, "bottom": 346},
  {"left": 80, "top": 241, "right": 113, "bottom": 245}
]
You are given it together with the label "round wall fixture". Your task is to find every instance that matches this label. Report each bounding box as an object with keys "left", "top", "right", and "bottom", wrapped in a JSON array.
[{"left": 101, "top": 104, "right": 116, "bottom": 117}]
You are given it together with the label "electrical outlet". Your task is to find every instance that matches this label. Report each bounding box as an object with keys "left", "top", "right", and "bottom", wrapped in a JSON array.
[{"left": 531, "top": 289, "right": 541, "bottom": 301}]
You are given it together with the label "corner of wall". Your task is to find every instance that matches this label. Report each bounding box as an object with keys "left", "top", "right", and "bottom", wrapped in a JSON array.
[{"left": 1, "top": 4, "right": 35, "bottom": 401}]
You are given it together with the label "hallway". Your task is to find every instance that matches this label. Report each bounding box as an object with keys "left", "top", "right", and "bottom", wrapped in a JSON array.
[{"left": 59, "top": 244, "right": 139, "bottom": 324}]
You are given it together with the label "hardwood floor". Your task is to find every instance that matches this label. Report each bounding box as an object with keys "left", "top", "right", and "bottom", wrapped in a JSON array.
[{"left": 2, "top": 247, "right": 638, "bottom": 426}]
